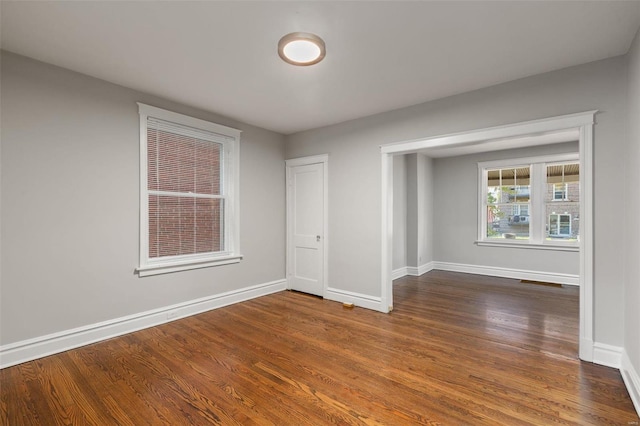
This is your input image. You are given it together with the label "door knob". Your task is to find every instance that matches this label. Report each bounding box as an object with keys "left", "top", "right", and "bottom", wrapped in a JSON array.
[{"left": 316, "top": 235, "right": 321, "bottom": 242}]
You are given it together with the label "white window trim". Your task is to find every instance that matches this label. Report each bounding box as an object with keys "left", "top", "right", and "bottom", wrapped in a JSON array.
[
  {"left": 553, "top": 183, "right": 569, "bottom": 200},
  {"left": 136, "top": 103, "right": 242, "bottom": 277},
  {"left": 477, "top": 153, "right": 579, "bottom": 251},
  {"left": 549, "top": 213, "right": 572, "bottom": 237}
]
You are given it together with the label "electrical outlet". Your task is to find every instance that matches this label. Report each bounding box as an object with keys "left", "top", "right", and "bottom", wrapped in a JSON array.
[{"left": 167, "top": 310, "right": 178, "bottom": 320}]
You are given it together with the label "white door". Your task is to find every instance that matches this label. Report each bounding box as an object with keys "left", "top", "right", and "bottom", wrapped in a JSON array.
[{"left": 286, "top": 156, "right": 327, "bottom": 297}]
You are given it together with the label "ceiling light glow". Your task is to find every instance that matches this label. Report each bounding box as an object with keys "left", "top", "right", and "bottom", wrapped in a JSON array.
[{"left": 278, "top": 32, "right": 325, "bottom": 66}]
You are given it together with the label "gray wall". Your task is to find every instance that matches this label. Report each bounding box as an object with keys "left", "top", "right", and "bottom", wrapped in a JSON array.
[
  {"left": 625, "top": 29, "right": 640, "bottom": 382},
  {"left": 0, "top": 52, "right": 287, "bottom": 345},
  {"left": 405, "top": 154, "right": 419, "bottom": 268},
  {"left": 392, "top": 155, "right": 407, "bottom": 271},
  {"left": 405, "top": 154, "right": 434, "bottom": 269},
  {"left": 432, "top": 142, "right": 579, "bottom": 275},
  {"left": 286, "top": 55, "right": 628, "bottom": 347},
  {"left": 418, "top": 154, "right": 434, "bottom": 267}
]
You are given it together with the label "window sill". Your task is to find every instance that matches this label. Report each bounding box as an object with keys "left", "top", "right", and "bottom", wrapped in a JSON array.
[
  {"left": 137, "top": 254, "right": 243, "bottom": 277},
  {"left": 475, "top": 240, "right": 578, "bottom": 252}
]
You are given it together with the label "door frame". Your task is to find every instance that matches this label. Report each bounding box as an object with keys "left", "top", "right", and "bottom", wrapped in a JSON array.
[
  {"left": 285, "top": 154, "right": 329, "bottom": 297},
  {"left": 380, "top": 111, "right": 597, "bottom": 362}
]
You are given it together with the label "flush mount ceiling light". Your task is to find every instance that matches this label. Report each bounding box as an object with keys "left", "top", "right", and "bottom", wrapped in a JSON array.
[{"left": 278, "top": 32, "right": 326, "bottom": 66}]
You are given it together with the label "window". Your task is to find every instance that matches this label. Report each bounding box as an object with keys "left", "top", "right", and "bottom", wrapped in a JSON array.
[
  {"left": 137, "top": 103, "right": 241, "bottom": 276},
  {"left": 512, "top": 204, "right": 529, "bottom": 216},
  {"left": 486, "top": 167, "right": 531, "bottom": 239},
  {"left": 545, "top": 162, "right": 579, "bottom": 243},
  {"left": 553, "top": 183, "right": 568, "bottom": 200},
  {"left": 478, "top": 153, "right": 579, "bottom": 250},
  {"left": 549, "top": 214, "right": 571, "bottom": 237}
]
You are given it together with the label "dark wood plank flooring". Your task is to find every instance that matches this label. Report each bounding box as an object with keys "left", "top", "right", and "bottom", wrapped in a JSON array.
[{"left": 1, "top": 271, "right": 638, "bottom": 425}]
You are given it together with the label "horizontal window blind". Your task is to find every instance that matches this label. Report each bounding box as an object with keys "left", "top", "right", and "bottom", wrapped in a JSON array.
[{"left": 147, "top": 117, "right": 225, "bottom": 259}]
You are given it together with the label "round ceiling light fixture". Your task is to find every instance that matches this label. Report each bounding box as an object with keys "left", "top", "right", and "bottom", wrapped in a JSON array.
[{"left": 278, "top": 32, "right": 326, "bottom": 66}]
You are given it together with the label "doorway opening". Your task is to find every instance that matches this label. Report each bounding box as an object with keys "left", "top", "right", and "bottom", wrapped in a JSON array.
[{"left": 380, "top": 111, "right": 596, "bottom": 362}]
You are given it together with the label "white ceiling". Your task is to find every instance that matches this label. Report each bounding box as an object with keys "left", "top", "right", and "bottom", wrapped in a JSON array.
[{"left": 2, "top": 1, "right": 640, "bottom": 135}]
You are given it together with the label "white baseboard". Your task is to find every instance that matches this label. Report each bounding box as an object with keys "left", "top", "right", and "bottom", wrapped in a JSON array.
[
  {"left": 391, "top": 267, "right": 408, "bottom": 280},
  {"left": 621, "top": 350, "right": 640, "bottom": 416},
  {"left": 431, "top": 261, "right": 579, "bottom": 286},
  {"left": 592, "top": 342, "right": 623, "bottom": 368},
  {"left": 406, "top": 261, "right": 434, "bottom": 277},
  {"left": 0, "top": 279, "right": 287, "bottom": 369},
  {"left": 579, "top": 337, "right": 594, "bottom": 362},
  {"left": 325, "top": 287, "right": 384, "bottom": 312},
  {"left": 392, "top": 262, "right": 434, "bottom": 280}
]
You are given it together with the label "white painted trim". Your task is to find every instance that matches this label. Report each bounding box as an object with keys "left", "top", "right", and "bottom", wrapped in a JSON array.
[
  {"left": 285, "top": 155, "right": 329, "bottom": 299},
  {"left": 581, "top": 337, "right": 594, "bottom": 362},
  {"left": 285, "top": 154, "right": 329, "bottom": 167},
  {"left": 578, "top": 123, "right": 594, "bottom": 362},
  {"left": 475, "top": 241, "right": 579, "bottom": 252},
  {"left": 592, "top": 342, "right": 623, "bottom": 369},
  {"left": 325, "top": 287, "right": 384, "bottom": 312},
  {"left": 420, "top": 262, "right": 435, "bottom": 275},
  {"left": 477, "top": 152, "right": 580, "bottom": 248},
  {"left": 381, "top": 111, "right": 596, "bottom": 361},
  {"left": 137, "top": 103, "right": 241, "bottom": 138},
  {"left": 621, "top": 350, "right": 640, "bottom": 416},
  {"left": 0, "top": 279, "right": 286, "bottom": 369},
  {"left": 392, "top": 267, "right": 408, "bottom": 280},
  {"left": 137, "top": 254, "right": 243, "bottom": 277},
  {"left": 406, "top": 262, "right": 435, "bottom": 277},
  {"left": 406, "top": 266, "right": 420, "bottom": 276},
  {"left": 137, "top": 103, "right": 242, "bottom": 276},
  {"left": 431, "top": 261, "right": 579, "bottom": 286},
  {"left": 381, "top": 154, "right": 394, "bottom": 312},
  {"left": 394, "top": 262, "right": 436, "bottom": 279},
  {"left": 380, "top": 111, "right": 597, "bottom": 155},
  {"left": 478, "top": 153, "right": 579, "bottom": 170}
]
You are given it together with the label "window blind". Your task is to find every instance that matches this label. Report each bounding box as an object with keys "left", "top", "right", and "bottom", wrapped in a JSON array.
[{"left": 146, "top": 117, "right": 225, "bottom": 258}]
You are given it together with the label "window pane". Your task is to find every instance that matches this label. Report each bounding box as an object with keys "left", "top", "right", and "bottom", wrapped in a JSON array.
[
  {"left": 546, "top": 208, "right": 579, "bottom": 240},
  {"left": 549, "top": 215, "right": 558, "bottom": 235},
  {"left": 147, "top": 127, "right": 222, "bottom": 195},
  {"left": 149, "top": 195, "right": 224, "bottom": 258},
  {"left": 486, "top": 167, "right": 530, "bottom": 240},
  {"left": 546, "top": 163, "right": 578, "bottom": 203},
  {"left": 546, "top": 163, "right": 579, "bottom": 241},
  {"left": 547, "top": 163, "right": 579, "bottom": 184},
  {"left": 559, "top": 215, "right": 571, "bottom": 235},
  {"left": 486, "top": 203, "right": 530, "bottom": 240}
]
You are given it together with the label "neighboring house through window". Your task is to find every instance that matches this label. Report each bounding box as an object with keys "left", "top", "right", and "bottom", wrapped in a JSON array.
[
  {"left": 478, "top": 153, "right": 579, "bottom": 250},
  {"left": 553, "top": 183, "right": 568, "bottom": 200},
  {"left": 549, "top": 213, "right": 572, "bottom": 237},
  {"left": 137, "top": 103, "right": 242, "bottom": 276}
]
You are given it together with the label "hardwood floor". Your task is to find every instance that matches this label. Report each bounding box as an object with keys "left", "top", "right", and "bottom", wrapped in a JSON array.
[{"left": 2, "top": 271, "right": 638, "bottom": 425}]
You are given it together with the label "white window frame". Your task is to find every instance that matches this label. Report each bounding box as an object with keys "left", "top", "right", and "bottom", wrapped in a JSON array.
[
  {"left": 553, "top": 183, "right": 569, "bottom": 201},
  {"left": 477, "top": 153, "right": 579, "bottom": 251},
  {"left": 136, "top": 103, "right": 242, "bottom": 277},
  {"left": 549, "top": 213, "right": 572, "bottom": 237},
  {"left": 513, "top": 204, "right": 529, "bottom": 216}
]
